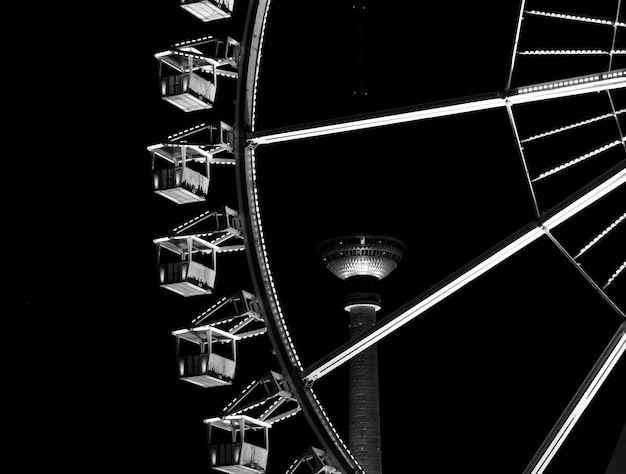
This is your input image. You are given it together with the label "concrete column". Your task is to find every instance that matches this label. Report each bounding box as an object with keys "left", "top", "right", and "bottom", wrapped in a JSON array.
[{"left": 348, "top": 304, "right": 382, "bottom": 474}]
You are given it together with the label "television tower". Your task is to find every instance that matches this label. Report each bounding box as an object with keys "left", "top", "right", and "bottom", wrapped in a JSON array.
[{"left": 319, "top": 234, "right": 405, "bottom": 474}]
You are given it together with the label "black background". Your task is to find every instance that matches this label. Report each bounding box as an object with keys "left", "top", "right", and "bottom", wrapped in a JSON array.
[{"left": 12, "top": 0, "right": 625, "bottom": 472}]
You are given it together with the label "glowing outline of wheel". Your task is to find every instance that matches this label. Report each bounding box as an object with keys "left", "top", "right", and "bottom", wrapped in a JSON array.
[
  {"left": 229, "top": 1, "right": 626, "bottom": 473},
  {"left": 233, "top": 1, "right": 362, "bottom": 472}
]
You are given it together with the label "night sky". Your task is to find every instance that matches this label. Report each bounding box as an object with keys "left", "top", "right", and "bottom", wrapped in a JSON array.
[{"left": 18, "top": 0, "right": 625, "bottom": 472}]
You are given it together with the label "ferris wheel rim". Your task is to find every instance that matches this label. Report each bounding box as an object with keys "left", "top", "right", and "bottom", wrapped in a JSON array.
[
  {"left": 233, "top": 0, "right": 362, "bottom": 472},
  {"left": 229, "top": 1, "right": 626, "bottom": 473}
]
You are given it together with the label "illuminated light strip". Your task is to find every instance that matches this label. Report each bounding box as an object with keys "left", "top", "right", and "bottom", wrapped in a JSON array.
[
  {"left": 236, "top": 1, "right": 360, "bottom": 469},
  {"left": 511, "top": 71, "right": 626, "bottom": 104},
  {"left": 602, "top": 71, "right": 625, "bottom": 78},
  {"left": 285, "top": 457, "right": 302, "bottom": 474},
  {"left": 209, "top": 232, "right": 239, "bottom": 245},
  {"left": 191, "top": 295, "right": 230, "bottom": 325},
  {"left": 208, "top": 159, "right": 236, "bottom": 165},
  {"left": 252, "top": 97, "right": 505, "bottom": 144},
  {"left": 243, "top": 0, "right": 303, "bottom": 367},
  {"left": 215, "top": 70, "right": 238, "bottom": 78},
  {"left": 231, "top": 399, "right": 269, "bottom": 415},
  {"left": 524, "top": 323, "right": 626, "bottom": 474},
  {"left": 269, "top": 408, "right": 302, "bottom": 425},
  {"left": 575, "top": 212, "right": 626, "bottom": 259},
  {"left": 304, "top": 167, "right": 626, "bottom": 382},
  {"left": 172, "top": 212, "right": 213, "bottom": 233},
  {"left": 216, "top": 246, "right": 246, "bottom": 253},
  {"left": 173, "top": 35, "right": 215, "bottom": 47},
  {"left": 284, "top": 455, "right": 301, "bottom": 474},
  {"left": 172, "top": 210, "right": 216, "bottom": 234},
  {"left": 167, "top": 123, "right": 208, "bottom": 140},
  {"left": 223, "top": 379, "right": 257, "bottom": 413},
  {"left": 260, "top": 399, "right": 282, "bottom": 420},
  {"left": 603, "top": 260, "right": 626, "bottom": 289},
  {"left": 522, "top": 112, "right": 620, "bottom": 143},
  {"left": 213, "top": 317, "right": 237, "bottom": 326},
  {"left": 154, "top": 236, "right": 183, "bottom": 244},
  {"left": 514, "top": 71, "right": 624, "bottom": 94},
  {"left": 249, "top": 71, "right": 626, "bottom": 145},
  {"left": 525, "top": 10, "right": 617, "bottom": 27},
  {"left": 239, "top": 328, "right": 268, "bottom": 340},
  {"left": 249, "top": 148, "right": 303, "bottom": 370},
  {"left": 532, "top": 140, "right": 623, "bottom": 182},
  {"left": 308, "top": 389, "right": 363, "bottom": 471},
  {"left": 250, "top": 0, "right": 273, "bottom": 131},
  {"left": 519, "top": 49, "right": 608, "bottom": 55},
  {"left": 170, "top": 50, "right": 219, "bottom": 63},
  {"left": 154, "top": 50, "right": 176, "bottom": 59},
  {"left": 171, "top": 47, "right": 239, "bottom": 65},
  {"left": 223, "top": 313, "right": 250, "bottom": 337}
]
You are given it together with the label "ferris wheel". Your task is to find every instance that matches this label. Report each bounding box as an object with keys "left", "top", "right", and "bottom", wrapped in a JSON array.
[{"left": 148, "top": 1, "right": 626, "bottom": 473}]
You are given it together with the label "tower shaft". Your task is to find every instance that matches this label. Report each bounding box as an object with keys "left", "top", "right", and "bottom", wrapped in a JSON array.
[
  {"left": 318, "top": 233, "right": 404, "bottom": 474},
  {"left": 348, "top": 305, "right": 382, "bottom": 474}
]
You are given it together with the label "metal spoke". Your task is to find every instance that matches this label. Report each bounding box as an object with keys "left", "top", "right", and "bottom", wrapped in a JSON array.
[
  {"left": 249, "top": 70, "right": 626, "bottom": 146},
  {"left": 249, "top": 93, "right": 504, "bottom": 145},
  {"left": 522, "top": 321, "right": 626, "bottom": 474}
]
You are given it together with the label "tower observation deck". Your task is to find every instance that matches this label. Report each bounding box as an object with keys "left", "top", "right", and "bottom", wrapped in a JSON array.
[
  {"left": 319, "top": 234, "right": 405, "bottom": 310},
  {"left": 319, "top": 234, "right": 404, "bottom": 474}
]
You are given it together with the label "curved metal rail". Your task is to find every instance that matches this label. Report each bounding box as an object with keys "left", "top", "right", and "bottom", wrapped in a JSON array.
[
  {"left": 233, "top": 0, "right": 361, "bottom": 472},
  {"left": 232, "top": 2, "right": 626, "bottom": 473}
]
